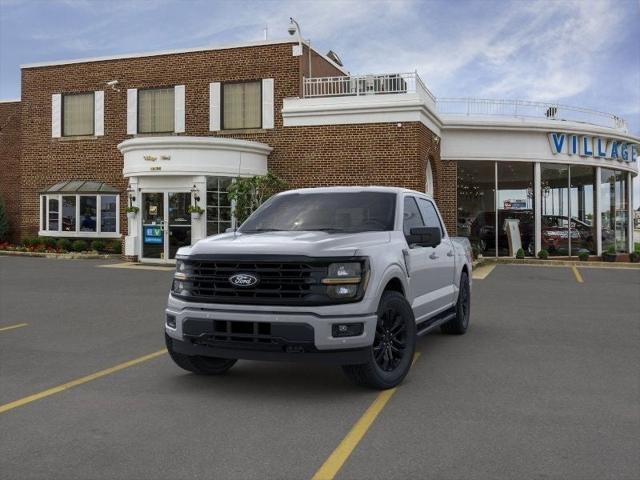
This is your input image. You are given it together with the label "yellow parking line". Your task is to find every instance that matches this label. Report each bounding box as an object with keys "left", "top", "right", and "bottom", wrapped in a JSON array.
[
  {"left": 472, "top": 263, "right": 496, "bottom": 280},
  {"left": 0, "top": 349, "right": 167, "bottom": 415},
  {"left": 572, "top": 265, "right": 584, "bottom": 283},
  {"left": 311, "top": 353, "right": 421, "bottom": 480},
  {"left": 0, "top": 323, "right": 28, "bottom": 333}
]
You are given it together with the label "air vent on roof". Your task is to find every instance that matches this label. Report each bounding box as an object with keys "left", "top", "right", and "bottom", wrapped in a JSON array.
[{"left": 326, "top": 50, "right": 343, "bottom": 67}]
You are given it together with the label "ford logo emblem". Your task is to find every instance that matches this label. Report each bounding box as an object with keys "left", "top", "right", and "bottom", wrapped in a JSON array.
[{"left": 229, "top": 273, "right": 259, "bottom": 288}]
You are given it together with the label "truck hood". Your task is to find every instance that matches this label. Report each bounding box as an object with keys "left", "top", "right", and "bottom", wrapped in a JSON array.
[{"left": 180, "top": 231, "right": 391, "bottom": 258}]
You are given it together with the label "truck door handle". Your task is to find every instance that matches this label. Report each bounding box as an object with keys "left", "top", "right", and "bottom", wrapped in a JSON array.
[
  {"left": 429, "top": 252, "right": 438, "bottom": 260},
  {"left": 447, "top": 250, "right": 454, "bottom": 257}
]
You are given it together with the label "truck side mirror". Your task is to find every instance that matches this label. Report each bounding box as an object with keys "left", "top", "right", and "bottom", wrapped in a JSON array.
[{"left": 407, "top": 227, "right": 441, "bottom": 248}]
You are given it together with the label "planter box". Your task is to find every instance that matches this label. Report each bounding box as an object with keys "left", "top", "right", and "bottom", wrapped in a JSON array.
[
  {"left": 191, "top": 212, "right": 202, "bottom": 221},
  {"left": 603, "top": 253, "right": 619, "bottom": 262},
  {"left": 127, "top": 212, "right": 137, "bottom": 221}
]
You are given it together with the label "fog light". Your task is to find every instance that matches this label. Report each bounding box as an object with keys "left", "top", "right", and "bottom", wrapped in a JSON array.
[
  {"left": 166, "top": 314, "right": 176, "bottom": 328},
  {"left": 327, "top": 284, "right": 358, "bottom": 298},
  {"left": 332, "top": 323, "right": 364, "bottom": 338}
]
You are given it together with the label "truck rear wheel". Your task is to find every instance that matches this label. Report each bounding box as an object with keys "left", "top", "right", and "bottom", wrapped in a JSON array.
[
  {"left": 165, "top": 333, "right": 237, "bottom": 375},
  {"left": 441, "top": 271, "right": 470, "bottom": 335},
  {"left": 342, "top": 291, "right": 416, "bottom": 389}
]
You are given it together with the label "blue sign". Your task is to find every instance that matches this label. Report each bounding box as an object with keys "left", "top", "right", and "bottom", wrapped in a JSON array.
[{"left": 144, "top": 226, "right": 163, "bottom": 244}]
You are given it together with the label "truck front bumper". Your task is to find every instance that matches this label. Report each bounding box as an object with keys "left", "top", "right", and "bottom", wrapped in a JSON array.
[{"left": 165, "top": 295, "right": 378, "bottom": 365}]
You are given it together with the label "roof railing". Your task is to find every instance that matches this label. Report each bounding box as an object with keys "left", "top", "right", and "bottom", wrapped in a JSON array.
[
  {"left": 301, "top": 74, "right": 627, "bottom": 131},
  {"left": 303, "top": 72, "right": 436, "bottom": 102},
  {"left": 436, "top": 98, "right": 628, "bottom": 131}
]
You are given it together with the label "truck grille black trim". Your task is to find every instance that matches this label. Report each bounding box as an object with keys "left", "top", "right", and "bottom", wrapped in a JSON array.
[
  {"left": 172, "top": 256, "right": 368, "bottom": 306},
  {"left": 183, "top": 319, "right": 315, "bottom": 352}
]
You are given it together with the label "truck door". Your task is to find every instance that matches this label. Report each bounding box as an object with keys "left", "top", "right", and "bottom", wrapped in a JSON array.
[
  {"left": 416, "top": 197, "right": 456, "bottom": 313},
  {"left": 402, "top": 196, "right": 439, "bottom": 323}
]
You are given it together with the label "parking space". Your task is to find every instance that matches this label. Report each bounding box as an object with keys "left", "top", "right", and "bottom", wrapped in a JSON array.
[{"left": 1, "top": 258, "right": 638, "bottom": 479}]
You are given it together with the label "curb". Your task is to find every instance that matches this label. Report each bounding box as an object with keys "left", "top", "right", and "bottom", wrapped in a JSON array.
[
  {"left": 0, "top": 250, "right": 121, "bottom": 260},
  {"left": 478, "top": 257, "right": 640, "bottom": 269}
]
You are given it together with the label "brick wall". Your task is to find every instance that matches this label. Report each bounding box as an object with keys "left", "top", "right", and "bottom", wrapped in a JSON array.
[
  {"left": 0, "top": 101, "right": 21, "bottom": 242},
  {"left": 18, "top": 42, "right": 304, "bottom": 240},
  {"left": 14, "top": 40, "right": 450, "bottom": 242}
]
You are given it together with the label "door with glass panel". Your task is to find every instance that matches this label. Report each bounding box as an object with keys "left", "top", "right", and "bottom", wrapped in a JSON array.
[{"left": 141, "top": 192, "right": 192, "bottom": 262}]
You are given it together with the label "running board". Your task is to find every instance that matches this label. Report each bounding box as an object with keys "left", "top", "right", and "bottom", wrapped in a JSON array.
[{"left": 416, "top": 308, "right": 456, "bottom": 337}]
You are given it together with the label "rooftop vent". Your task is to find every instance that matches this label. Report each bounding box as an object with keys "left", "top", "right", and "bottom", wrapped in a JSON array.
[{"left": 326, "top": 50, "right": 343, "bottom": 67}]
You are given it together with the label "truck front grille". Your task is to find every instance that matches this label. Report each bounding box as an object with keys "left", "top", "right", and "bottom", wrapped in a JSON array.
[{"left": 172, "top": 258, "right": 332, "bottom": 305}]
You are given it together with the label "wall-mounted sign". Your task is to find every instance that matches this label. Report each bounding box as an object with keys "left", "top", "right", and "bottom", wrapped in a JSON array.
[
  {"left": 143, "top": 155, "right": 157, "bottom": 162},
  {"left": 548, "top": 133, "right": 638, "bottom": 163},
  {"left": 150, "top": 166, "right": 161, "bottom": 171},
  {"left": 160, "top": 155, "right": 171, "bottom": 160},
  {"left": 143, "top": 226, "right": 163, "bottom": 244},
  {"left": 504, "top": 199, "right": 527, "bottom": 210}
]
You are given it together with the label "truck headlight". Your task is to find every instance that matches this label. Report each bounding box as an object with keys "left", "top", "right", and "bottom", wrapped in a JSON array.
[
  {"left": 322, "top": 262, "right": 365, "bottom": 299},
  {"left": 174, "top": 259, "right": 193, "bottom": 280}
]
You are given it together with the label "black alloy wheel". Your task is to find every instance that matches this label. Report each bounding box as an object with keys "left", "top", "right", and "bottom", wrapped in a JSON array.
[
  {"left": 441, "top": 271, "right": 471, "bottom": 335},
  {"left": 373, "top": 306, "right": 408, "bottom": 372},
  {"left": 342, "top": 291, "right": 416, "bottom": 389}
]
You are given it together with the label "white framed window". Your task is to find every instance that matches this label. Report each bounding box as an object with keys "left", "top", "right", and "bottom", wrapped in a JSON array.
[
  {"left": 39, "top": 193, "right": 120, "bottom": 238},
  {"left": 62, "top": 92, "right": 94, "bottom": 136},
  {"left": 222, "top": 81, "right": 262, "bottom": 130},
  {"left": 206, "top": 176, "right": 233, "bottom": 235},
  {"left": 138, "top": 87, "right": 175, "bottom": 133}
]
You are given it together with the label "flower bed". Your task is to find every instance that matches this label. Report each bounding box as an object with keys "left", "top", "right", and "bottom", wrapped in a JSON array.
[{"left": 0, "top": 237, "right": 122, "bottom": 255}]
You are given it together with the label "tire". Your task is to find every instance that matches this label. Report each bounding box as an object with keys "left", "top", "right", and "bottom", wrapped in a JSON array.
[
  {"left": 441, "top": 271, "right": 470, "bottom": 335},
  {"left": 165, "top": 333, "right": 237, "bottom": 375},
  {"left": 342, "top": 291, "right": 416, "bottom": 390}
]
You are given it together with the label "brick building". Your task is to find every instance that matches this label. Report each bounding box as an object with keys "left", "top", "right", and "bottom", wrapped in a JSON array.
[{"left": 0, "top": 38, "right": 638, "bottom": 261}]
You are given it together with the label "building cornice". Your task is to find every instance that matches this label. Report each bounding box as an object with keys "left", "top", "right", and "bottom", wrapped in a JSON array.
[{"left": 117, "top": 136, "right": 273, "bottom": 156}]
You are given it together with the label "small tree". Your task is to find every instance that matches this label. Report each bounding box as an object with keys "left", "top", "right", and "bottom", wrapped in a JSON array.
[
  {"left": 227, "top": 173, "right": 287, "bottom": 225},
  {"left": 0, "top": 197, "right": 9, "bottom": 242}
]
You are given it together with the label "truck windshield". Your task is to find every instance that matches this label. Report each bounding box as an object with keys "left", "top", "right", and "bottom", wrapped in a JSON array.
[{"left": 239, "top": 192, "right": 396, "bottom": 233}]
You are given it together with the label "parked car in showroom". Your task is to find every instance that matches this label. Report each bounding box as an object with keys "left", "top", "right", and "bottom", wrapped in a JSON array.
[{"left": 164, "top": 187, "right": 473, "bottom": 389}]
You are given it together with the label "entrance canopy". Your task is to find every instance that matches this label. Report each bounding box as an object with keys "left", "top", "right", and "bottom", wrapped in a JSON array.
[{"left": 41, "top": 180, "right": 119, "bottom": 194}]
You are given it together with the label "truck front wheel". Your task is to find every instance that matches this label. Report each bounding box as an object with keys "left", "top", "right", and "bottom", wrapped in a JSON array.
[
  {"left": 165, "top": 333, "right": 237, "bottom": 375},
  {"left": 342, "top": 291, "right": 416, "bottom": 389}
]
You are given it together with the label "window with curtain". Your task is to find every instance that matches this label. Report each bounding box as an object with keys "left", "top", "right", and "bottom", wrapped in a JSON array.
[
  {"left": 63, "top": 92, "right": 94, "bottom": 136},
  {"left": 222, "top": 81, "right": 261, "bottom": 130},
  {"left": 138, "top": 88, "right": 175, "bottom": 133}
]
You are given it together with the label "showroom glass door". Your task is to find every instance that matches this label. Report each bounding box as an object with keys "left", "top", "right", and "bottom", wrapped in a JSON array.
[
  {"left": 167, "top": 192, "right": 191, "bottom": 260},
  {"left": 141, "top": 192, "right": 191, "bottom": 262},
  {"left": 141, "top": 193, "right": 165, "bottom": 260}
]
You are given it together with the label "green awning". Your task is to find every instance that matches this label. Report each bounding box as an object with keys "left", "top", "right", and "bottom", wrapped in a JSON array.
[{"left": 41, "top": 180, "right": 120, "bottom": 194}]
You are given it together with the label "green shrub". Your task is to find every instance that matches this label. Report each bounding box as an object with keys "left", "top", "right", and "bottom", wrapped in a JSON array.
[
  {"left": 634, "top": 243, "right": 640, "bottom": 254},
  {"left": 109, "top": 240, "right": 122, "bottom": 254},
  {"left": 40, "top": 237, "right": 58, "bottom": 249},
  {"left": 21, "top": 237, "right": 36, "bottom": 247},
  {"left": 57, "top": 238, "right": 73, "bottom": 251},
  {"left": 515, "top": 248, "right": 525, "bottom": 259},
  {"left": 578, "top": 251, "right": 589, "bottom": 261},
  {"left": 606, "top": 244, "right": 616, "bottom": 255},
  {"left": 90, "top": 240, "right": 106, "bottom": 252},
  {"left": 537, "top": 249, "right": 549, "bottom": 260},
  {"left": 71, "top": 239, "right": 88, "bottom": 252}
]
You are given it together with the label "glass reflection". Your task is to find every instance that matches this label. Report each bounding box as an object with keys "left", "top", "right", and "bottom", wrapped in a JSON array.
[
  {"left": 497, "top": 163, "right": 534, "bottom": 256},
  {"left": 457, "top": 161, "right": 496, "bottom": 257}
]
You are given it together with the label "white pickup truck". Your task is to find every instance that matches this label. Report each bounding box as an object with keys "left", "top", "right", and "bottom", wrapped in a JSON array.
[{"left": 165, "top": 187, "right": 473, "bottom": 389}]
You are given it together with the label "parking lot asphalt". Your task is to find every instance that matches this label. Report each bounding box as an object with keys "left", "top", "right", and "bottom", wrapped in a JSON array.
[{"left": 0, "top": 256, "right": 638, "bottom": 480}]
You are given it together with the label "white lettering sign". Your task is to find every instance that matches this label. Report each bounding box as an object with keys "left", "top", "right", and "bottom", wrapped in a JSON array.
[{"left": 548, "top": 133, "right": 637, "bottom": 163}]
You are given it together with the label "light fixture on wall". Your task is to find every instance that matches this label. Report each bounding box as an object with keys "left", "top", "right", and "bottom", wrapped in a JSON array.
[
  {"left": 191, "top": 185, "right": 201, "bottom": 203},
  {"left": 126, "top": 186, "right": 136, "bottom": 205}
]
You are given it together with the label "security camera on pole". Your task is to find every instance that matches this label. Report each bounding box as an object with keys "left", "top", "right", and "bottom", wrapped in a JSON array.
[{"left": 288, "top": 17, "right": 311, "bottom": 78}]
